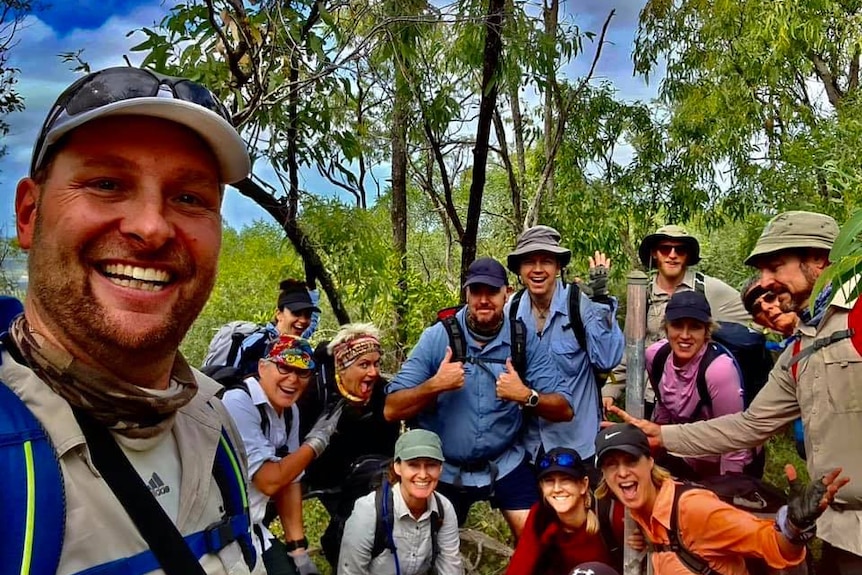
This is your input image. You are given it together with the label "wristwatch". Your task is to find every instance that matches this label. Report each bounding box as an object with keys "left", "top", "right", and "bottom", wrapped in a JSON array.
[{"left": 525, "top": 389, "right": 540, "bottom": 408}]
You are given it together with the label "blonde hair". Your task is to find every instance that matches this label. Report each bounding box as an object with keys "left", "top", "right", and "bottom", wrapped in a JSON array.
[
  {"left": 595, "top": 461, "right": 672, "bottom": 500},
  {"left": 583, "top": 490, "right": 600, "bottom": 535},
  {"left": 327, "top": 323, "right": 382, "bottom": 355}
]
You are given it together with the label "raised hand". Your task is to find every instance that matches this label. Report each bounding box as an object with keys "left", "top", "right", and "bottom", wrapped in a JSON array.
[
  {"left": 587, "top": 251, "right": 611, "bottom": 300},
  {"left": 433, "top": 346, "right": 465, "bottom": 392},
  {"left": 604, "top": 405, "right": 664, "bottom": 449},
  {"left": 786, "top": 464, "right": 850, "bottom": 531},
  {"left": 496, "top": 357, "right": 529, "bottom": 402}
]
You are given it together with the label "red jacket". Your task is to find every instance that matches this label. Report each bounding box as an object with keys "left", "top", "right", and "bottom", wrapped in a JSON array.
[{"left": 505, "top": 501, "right": 623, "bottom": 575}]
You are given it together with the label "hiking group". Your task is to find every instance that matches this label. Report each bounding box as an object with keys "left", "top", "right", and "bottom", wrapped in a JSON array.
[{"left": 0, "top": 66, "right": 858, "bottom": 575}]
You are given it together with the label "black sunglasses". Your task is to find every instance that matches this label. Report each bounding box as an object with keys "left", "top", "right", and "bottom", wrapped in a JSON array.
[
  {"left": 538, "top": 452, "right": 581, "bottom": 470},
  {"left": 656, "top": 244, "right": 689, "bottom": 257},
  {"left": 31, "top": 67, "right": 231, "bottom": 175},
  {"left": 752, "top": 291, "right": 779, "bottom": 315},
  {"left": 270, "top": 361, "right": 313, "bottom": 381}
]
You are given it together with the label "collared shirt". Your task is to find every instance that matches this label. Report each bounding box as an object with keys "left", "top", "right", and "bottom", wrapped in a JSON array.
[
  {"left": 337, "top": 484, "right": 463, "bottom": 575},
  {"left": 647, "top": 340, "right": 751, "bottom": 474},
  {"left": 635, "top": 481, "right": 804, "bottom": 575},
  {"left": 512, "top": 279, "right": 623, "bottom": 459},
  {"left": 663, "top": 283, "right": 862, "bottom": 555},
  {"left": 0, "top": 349, "right": 263, "bottom": 575},
  {"left": 221, "top": 377, "right": 300, "bottom": 553},
  {"left": 387, "top": 307, "right": 569, "bottom": 487}
]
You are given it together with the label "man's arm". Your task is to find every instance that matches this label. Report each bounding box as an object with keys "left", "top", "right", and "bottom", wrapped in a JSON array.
[
  {"left": 384, "top": 346, "right": 464, "bottom": 421},
  {"left": 580, "top": 294, "right": 625, "bottom": 371},
  {"left": 707, "top": 276, "right": 753, "bottom": 325}
]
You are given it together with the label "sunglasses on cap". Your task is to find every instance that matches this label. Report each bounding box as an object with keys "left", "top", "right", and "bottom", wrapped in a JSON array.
[
  {"left": 655, "top": 244, "right": 689, "bottom": 257},
  {"left": 31, "top": 68, "right": 231, "bottom": 175},
  {"left": 269, "top": 361, "right": 313, "bottom": 381},
  {"left": 538, "top": 452, "right": 581, "bottom": 470}
]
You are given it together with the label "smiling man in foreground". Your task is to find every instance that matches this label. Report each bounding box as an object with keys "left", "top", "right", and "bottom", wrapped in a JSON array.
[{"left": 2, "top": 67, "right": 262, "bottom": 574}]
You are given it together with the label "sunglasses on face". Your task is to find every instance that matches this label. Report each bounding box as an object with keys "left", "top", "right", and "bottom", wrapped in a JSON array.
[
  {"left": 538, "top": 452, "right": 582, "bottom": 471},
  {"left": 270, "top": 361, "right": 313, "bottom": 380},
  {"left": 31, "top": 67, "right": 231, "bottom": 175},
  {"left": 752, "top": 291, "right": 778, "bottom": 315},
  {"left": 655, "top": 244, "right": 688, "bottom": 257}
]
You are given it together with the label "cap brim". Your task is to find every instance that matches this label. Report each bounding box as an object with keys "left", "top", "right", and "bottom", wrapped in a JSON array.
[
  {"left": 40, "top": 98, "right": 250, "bottom": 184},
  {"left": 396, "top": 447, "right": 445, "bottom": 462},
  {"left": 506, "top": 244, "right": 571, "bottom": 273},
  {"left": 537, "top": 463, "right": 587, "bottom": 481},
  {"left": 285, "top": 303, "right": 322, "bottom": 314},
  {"left": 665, "top": 310, "right": 710, "bottom": 323},
  {"left": 744, "top": 237, "right": 834, "bottom": 266},
  {"left": 596, "top": 444, "right": 649, "bottom": 465}
]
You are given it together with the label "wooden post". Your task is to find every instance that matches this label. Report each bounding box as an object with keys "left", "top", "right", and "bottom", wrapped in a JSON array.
[{"left": 623, "top": 270, "right": 648, "bottom": 575}]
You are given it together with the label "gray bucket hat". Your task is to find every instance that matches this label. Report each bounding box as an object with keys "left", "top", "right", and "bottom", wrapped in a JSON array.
[
  {"left": 745, "top": 211, "right": 839, "bottom": 266},
  {"left": 507, "top": 225, "right": 572, "bottom": 273},
  {"left": 638, "top": 224, "right": 701, "bottom": 267}
]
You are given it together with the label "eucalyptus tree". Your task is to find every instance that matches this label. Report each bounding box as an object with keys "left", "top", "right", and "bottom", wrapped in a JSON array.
[{"left": 635, "top": 0, "right": 862, "bottom": 220}]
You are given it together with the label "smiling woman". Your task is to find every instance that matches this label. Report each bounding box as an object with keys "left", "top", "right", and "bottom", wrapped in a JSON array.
[{"left": 506, "top": 447, "right": 622, "bottom": 575}]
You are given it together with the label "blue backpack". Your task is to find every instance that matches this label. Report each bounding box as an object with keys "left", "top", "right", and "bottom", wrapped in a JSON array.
[{"left": 0, "top": 332, "right": 256, "bottom": 575}]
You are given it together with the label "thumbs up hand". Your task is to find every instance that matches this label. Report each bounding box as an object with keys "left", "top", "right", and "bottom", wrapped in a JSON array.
[
  {"left": 432, "top": 346, "right": 465, "bottom": 392},
  {"left": 496, "top": 357, "right": 530, "bottom": 402}
]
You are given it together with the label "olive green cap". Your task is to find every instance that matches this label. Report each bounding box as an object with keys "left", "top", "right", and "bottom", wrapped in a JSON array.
[
  {"left": 638, "top": 224, "right": 701, "bottom": 267},
  {"left": 394, "top": 429, "right": 445, "bottom": 462},
  {"left": 744, "top": 211, "right": 838, "bottom": 266}
]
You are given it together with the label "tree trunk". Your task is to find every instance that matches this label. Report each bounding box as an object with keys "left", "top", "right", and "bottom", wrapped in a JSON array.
[
  {"left": 391, "top": 59, "right": 410, "bottom": 364},
  {"left": 461, "top": 0, "right": 506, "bottom": 291},
  {"left": 542, "top": 0, "right": 559, "bottom": 206}
]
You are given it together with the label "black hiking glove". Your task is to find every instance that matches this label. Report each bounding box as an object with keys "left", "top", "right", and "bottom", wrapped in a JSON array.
[
  {"left": 787, "top": 472, "right": 828, "bottom": 531},
  {"left": 587, "top": 264, "right": 609, "bottom": 300}
]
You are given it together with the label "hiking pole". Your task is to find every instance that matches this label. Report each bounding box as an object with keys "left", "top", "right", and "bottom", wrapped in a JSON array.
[{"left": 624, "top": 270, "right": 649, "bottom": 575}]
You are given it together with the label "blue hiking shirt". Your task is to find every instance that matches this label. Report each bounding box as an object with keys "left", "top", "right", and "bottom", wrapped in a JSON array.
[
  {"left": 386, "top": 306, "right": 569, "bottom": 487},
  {"left": 513, "top": 280, "right": 624, "bottom": 460}
]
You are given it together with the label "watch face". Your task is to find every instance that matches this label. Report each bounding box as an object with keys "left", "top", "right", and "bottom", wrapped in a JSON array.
[{"left": 528, "top": 390, "right": 539, "bottom": 407}]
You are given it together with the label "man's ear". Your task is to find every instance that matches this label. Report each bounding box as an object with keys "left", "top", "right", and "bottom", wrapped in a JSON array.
[{"left": 16, "top": 178, "right": 40, "bottom": 249}]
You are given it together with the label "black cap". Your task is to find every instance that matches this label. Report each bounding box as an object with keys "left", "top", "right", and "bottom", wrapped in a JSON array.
[
  {"left": 277, "top": 290, "right": 321, "bottom": 314},
  {"left": 664, "top": 290, "right": 711, "bottom": 324},
  {"left": 536, "top": 447, "right": 588, "bottom": 481},
  {"left": 595, "top": 423, "right": 651, "bottom": 464},
  {"left": 463, "top": 257, "right": 508, "bottom": 289}
]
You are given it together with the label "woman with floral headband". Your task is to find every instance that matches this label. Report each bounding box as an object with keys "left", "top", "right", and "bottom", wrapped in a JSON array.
[
  {"left": 222, "top": 334, "right": 343, "bottom": 575},
  {"left": 296, "top": 323, "right": 401, "bottom": 566}
]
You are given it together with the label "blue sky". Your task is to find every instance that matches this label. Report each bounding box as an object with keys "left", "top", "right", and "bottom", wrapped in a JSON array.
[{"left": 0, "top": 0, "right": 657, "bottom": 234}]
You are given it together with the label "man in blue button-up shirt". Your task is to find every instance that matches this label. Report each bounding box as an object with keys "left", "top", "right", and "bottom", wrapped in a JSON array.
[
  {"left": 507, "top": 226, "right": 624, "bottom": 481},
  {"left": 385, "top": 257, "right": 572, "bottom": 537}
]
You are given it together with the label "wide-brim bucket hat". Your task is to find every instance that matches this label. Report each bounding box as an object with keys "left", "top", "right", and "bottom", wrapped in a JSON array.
[
  {"left": 638, "top": 224, "right": 701, "bottom": 267},
  {"left": 507, "top": 225, "right": 571, "bottom": 273},
  {"left": 744, "top": 211, "right": 839, "bottom": 266}
]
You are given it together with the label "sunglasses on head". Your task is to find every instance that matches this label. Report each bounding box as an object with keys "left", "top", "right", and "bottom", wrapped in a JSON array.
[
  {"left": 31, "top": 67, "right": 231, "bottom": 175},
  {"left": 270, "top": 361, "right": 313, "bottom": 380},
  {"left": 655, "top": 244, "right": 688, "bottom": 257},
  {"left": 538, "top": 452, "right": 581, "bottom": 470}
]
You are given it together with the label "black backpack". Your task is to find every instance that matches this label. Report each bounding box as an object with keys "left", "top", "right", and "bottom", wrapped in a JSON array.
[
  {"left": 435, "top": 306, "right": 528, "bottom": 382},
  {"left": 510, "top": 282, "right": 610, "bottom": 391}
]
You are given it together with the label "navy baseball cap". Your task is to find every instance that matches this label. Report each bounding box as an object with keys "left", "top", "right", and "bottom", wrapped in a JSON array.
[
  {"left": 463, "top": 257, "right": 508, "bottom": 289},
  {"left": 665, "top": 290, "right": 711, "bottom": 324}
]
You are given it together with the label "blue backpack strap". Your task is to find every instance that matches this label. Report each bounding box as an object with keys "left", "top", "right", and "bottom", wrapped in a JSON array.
[{"left": 0, "top": 343, "right": 66, "bottom": 575}]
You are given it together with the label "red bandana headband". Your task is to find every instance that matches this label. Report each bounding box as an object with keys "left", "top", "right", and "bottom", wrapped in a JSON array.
[{"left": 333, "top": 335, "right": 382, "bottom": 371}]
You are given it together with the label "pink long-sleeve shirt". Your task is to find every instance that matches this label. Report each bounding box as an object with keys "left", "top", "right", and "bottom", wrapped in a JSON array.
[{"left": 646, "top": 340, "right": 752, "bottom": 475}]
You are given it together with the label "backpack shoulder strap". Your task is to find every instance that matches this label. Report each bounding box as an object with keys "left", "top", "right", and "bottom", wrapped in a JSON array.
[
  {"left": 372, "top": 480, "right": 398, "bottom": 560},
  {"left": 510, "top": 316, "right": 528, "bottom": 384},
  {"left": 596, "top": 496, "right": 621, "bottom": 565},
  {"left": 694, "top": 272, "right": 706, "bottom": 295},
  {"left": 0, "top": 378, "right": 65, "bottom": 575},
  {"left": 648, "top": 342, "right": 673, "bottom": 404},
  {"left": 510, "top": 289, "right": 524, "bottom": 319},
  {"left": 440, "top": 316, "right": 467, "bottom": 364},
  {"left": 430, "top": 492, "right": 444, "bottom": 568},
  {"left": 566, "top": 281, "right": 588, "bottom": 351},
  {"left": 660, "top": 483, "right": 724, "bottom": 575},
  {"left": 693, "top": 343, "right": 723, "bottom": 415}
]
